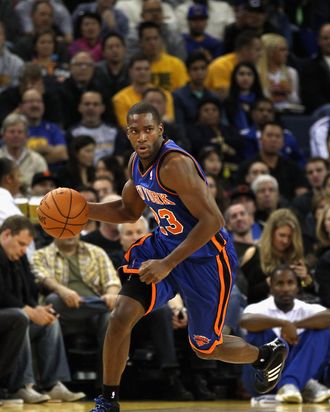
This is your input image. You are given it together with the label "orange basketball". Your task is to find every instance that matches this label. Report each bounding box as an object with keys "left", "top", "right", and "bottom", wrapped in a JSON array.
[{"left": 37, "top": 188, "right": 89, "bottom": 239}]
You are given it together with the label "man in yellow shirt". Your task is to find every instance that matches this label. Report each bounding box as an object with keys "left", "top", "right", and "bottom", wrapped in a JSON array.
[
  {"left": 205, "top": 30, "right": 262, "bottom": 99},
  {"left": 112, "top": 54, "right": 174, "bottom": 127},
  {"left": 138, "top": 21, "right": 189, "bottom": 92}
]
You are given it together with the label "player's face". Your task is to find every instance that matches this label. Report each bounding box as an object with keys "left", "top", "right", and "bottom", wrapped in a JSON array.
[
  {"left": 1, "top": 229, "right": 33, "bottom": 261},
  {"left": 272, "top": 225, "right": 293, "bottom": 253},
  {"left": 127, "top": 113, "right": 164, "bottom": 161}
]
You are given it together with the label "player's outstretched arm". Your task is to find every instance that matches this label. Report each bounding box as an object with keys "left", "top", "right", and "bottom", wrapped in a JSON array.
[{"left": 88, "top": 178, "right": 146, "bottom": 224}]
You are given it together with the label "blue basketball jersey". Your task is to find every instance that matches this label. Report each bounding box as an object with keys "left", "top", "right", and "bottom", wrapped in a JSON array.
[{"left": 131, "top": 139, "right": 226, "bottom": 259}]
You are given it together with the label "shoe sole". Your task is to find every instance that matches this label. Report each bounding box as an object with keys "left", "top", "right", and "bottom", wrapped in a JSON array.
[
  {"left": 276, "top": 393, "right": 302, "bottom": 403},
  {"left": 304, "top": 393, "right": 330, "bottom": 403}
]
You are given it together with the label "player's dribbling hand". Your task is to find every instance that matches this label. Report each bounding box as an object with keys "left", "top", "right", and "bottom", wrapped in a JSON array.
[{"left": 139, "top": 259, "right": 172, "bottom": 284}]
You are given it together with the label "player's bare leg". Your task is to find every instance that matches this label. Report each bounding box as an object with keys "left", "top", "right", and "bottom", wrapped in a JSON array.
[
  {"left": 91, "top": 296, "right": 146, "bottom": 412},
  {"left": 194, "top": 334, "right": 287, "bottom": 393}
]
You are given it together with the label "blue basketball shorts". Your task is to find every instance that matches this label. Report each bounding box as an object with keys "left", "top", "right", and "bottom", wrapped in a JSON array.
[{"left": 119, "top": 232, "right": 233, "bottom": 353}]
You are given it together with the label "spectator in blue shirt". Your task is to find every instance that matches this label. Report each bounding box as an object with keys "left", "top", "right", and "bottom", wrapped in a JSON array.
[
  {"left": 173, "top": 51, "right": 220, "bottom": 126},
  {"left": 183, "top": 4, "right": 223, "bottom": 61},
  {"left": 19, "top": 88, "right": 68, "bottom": 170}
]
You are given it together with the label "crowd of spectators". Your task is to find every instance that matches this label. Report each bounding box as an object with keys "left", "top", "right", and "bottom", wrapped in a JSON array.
[{"left": 1, "top": 0, "right": 330, "bottom": 406}]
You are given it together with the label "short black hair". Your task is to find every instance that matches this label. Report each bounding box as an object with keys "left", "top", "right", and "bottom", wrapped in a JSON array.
[
  {"left": 185, "top": 51, "right": 209, "bottom": 69},
  {"left": 260, "top": 121, "right": 284, "bottom": 133},
  {"left": 127, "top": 101, "right": 161, "bottom": 124},
  {"left": 234, "top": 29, "right": 260, "bottom": 51},
  {"left": 138, "top": 21, "right": 161, "bottom": 40},
  {"left": 102, "top": 31, "right": 125, "bottom": 50},
  {"left": 0, "top": 215, "right": 35, "bottom": 237},
  {"left": 128, "top": 53, "right": 149, "bottom": 69},
  {"left": 142, "top": 87, "right": 167, "bottom": 102},
  {"left": 0, "top": 158, "right": 16, "bottom": 183},
  {"left": 270, "top": 263, "right": 298, "bottom": 283}
]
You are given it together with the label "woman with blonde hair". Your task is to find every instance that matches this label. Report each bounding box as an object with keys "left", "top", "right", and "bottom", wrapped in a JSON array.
[
  {"left": 257, "top": 33, "right": 302, "bottom": 111},
  {"left": 241, "top": 208, "right": 313, "bottom": 304}
]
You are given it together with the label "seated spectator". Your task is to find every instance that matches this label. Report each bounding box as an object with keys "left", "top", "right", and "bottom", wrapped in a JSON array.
[
  {"left": 72, "top": 0, "right": 129, "bottom": 39},
  {"left": 69, "top": 12, "right": 103, "bottom": 62},
  {"left": 95, "top": 155, "right": 127, "bottom": 194},
  {"left": 125, "top": 0, "right": 186, "bottom": 62},
  {"left": 15, "top": 0, "right": 73, "bottom": 44},
  {"left": 31, "top": 29, "right": 70, "bottom": 81},
  {"left": 258, "top": 33, "right": 303, "bottom": 113},
  {"left": 0, "top": 0, "right": 22, "bottom": 45},
  {"left": 0, "top": 215, "right": 85, "bottom": 403},
  {"left": 13, "top": 0, "right": 68, "bottom": 62},
  {"left": 241, "top": 264, "right": 330, "bottom": 403},
  {"left": 236, "top": 121, "right": 309, "bottom": 200},
  {"left": 244, "top": 160, "right": 269, "bottom": 185},
  {"left": 0, "top": 114, "right": 48, "bottom": 191},
  {"left": 224, "top": 61, "right": 264, "bottom": 131},
  {"left": 0, "top": 22, "right": 24, "bottom": 93},
  {"left": 175, "top": 0, "right": 235, "bottom": 40},
  {"left": 0, "top": 62, "right": 62, "bottom": 125},
  {"left": 19, "top": 88, "right": 68, "bottom": 169},
  {"left": 33, "top": 233, "right": 121, "bottom": 381},
  {"left": 187, "top": 98, "right": 242, "bottom": 173},
  {"left": 143, "top": 87, "right": 190, "bottom": 150},
  {"left": 300, "top": 23, "right": 330, "bottom": 115},
  {"left": 67, "top": 90, "right": 128, "bottom": 161},
  {"left": 229, "top": 183, "right": 263, "bottom": 241},
  {"left": 56, "top": 135, "right": 96, "bottom": 189},
  {"left": 0, "top": 159, "right": 23, "bottom": 225},
  {"left": 251, "top": 174, "right": 289, "bottom": 226},
  {"left": 223, "top": 0, "right": 280, "bottom": 54},
  {"left": 95, "top": 33, "right": 130, "bottom": 98},
  {"left": 241, "top": 208, "right": 314, "bottom": 304},
  {"left": 240, "top": 97, "right": 306, "bottom": 166},
  {"left": 116, "top": 0, "right": 177, "bottom": 33},
  {"left": 59, "top": 51, "right": 115, "bottom": 129},
  {"left": 309, "top": 115, "right": 330, "bottom": 159},
  {"left": 30, "top": 170, "right": 58, "bottom": 249},
  {"left": 173, "top": 51, "right": 220, "bottom": 126},
  {"left": 293, "top": 158, "right": 329, "bottom": 224},
  {"left": 315, "top": 204, "right": 330, "bottom": 308},
  {"left": 225, "top": 202, "right": 255, "bottom": 260},
  {"left": 182, "top": 4, "right": 223, "bottom": 61},
  {"left": 205, "top": 30, "right": 262, "bottom": 100},
  {"left": 138, "top": 21, "right": 188, "bottom": 92},
  {"left": 92, "top": 176, "right": 115, "bottom": 200},
  {"left": 112, "top": 54, "right": 174, "bottom": 127}
]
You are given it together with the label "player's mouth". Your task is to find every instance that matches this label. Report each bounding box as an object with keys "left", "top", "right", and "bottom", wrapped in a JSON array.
[{"left": 136, "top": 145, "right": 149, "bottom": 155}]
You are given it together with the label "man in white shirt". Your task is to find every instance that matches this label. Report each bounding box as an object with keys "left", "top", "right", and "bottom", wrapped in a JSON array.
[
  {"left": 240, "top": 264, "right": 330, "bottom": 403},
  {"left": 0, "top": 158, "right": 23, "bottom": 225}
]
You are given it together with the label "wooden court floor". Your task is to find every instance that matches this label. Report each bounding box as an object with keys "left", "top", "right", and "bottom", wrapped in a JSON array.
[{"left": 6, "top": 400, "right": 330, "bottom": 412}]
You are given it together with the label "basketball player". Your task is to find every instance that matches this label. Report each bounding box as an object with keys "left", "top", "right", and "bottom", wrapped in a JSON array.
[{"left": 88, "top": 102, "right": 287, "bottom": 412}]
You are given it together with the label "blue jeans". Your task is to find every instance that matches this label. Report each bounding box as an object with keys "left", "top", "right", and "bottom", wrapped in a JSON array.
[{"left": 8, "top": 318, "right": 71, "bottom": 391}]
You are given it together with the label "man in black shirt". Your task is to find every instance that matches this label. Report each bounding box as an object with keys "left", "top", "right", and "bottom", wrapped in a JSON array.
[{"left": 0, "top": 215, "right": 84, "bottom": 404}]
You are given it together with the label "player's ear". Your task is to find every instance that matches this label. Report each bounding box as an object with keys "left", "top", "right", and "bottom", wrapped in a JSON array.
[{"left": 159, "top": 122, "right": 164, "bottom": 136}]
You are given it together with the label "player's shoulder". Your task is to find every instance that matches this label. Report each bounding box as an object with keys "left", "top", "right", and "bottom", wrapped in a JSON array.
[{"left": 160, "top": 150, "right": 194, "bottom": 171}]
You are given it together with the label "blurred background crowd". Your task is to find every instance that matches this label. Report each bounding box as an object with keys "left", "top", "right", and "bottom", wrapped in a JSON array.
[{"left": 2, "top": 0, "right": 330, "bottom": 405}]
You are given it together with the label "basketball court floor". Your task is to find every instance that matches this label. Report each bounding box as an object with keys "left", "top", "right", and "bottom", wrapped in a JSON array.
[{"left": 10, "top": 400, "right": 330, "bottom": 412}]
